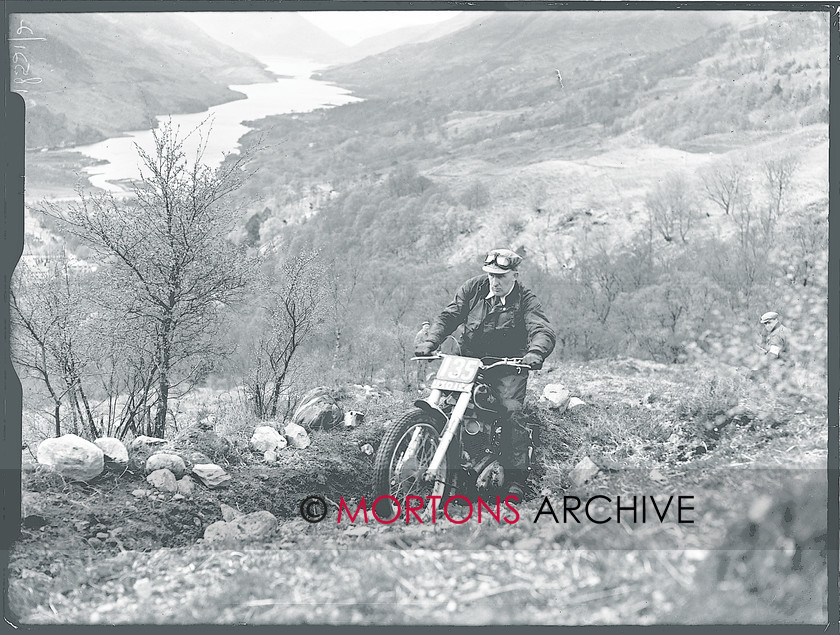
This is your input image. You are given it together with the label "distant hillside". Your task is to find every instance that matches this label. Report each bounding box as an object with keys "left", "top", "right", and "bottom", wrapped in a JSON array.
[
  {"left": 319, "top": 11, "right": 730, "bottom": 96},
  {"left": 185, "top": 12, "right": 348, "bottom": 62},
  {"left": 318, "top": 12, "right": 485, "bottom": 65},
  {"left": 14, "top": 13, "right": 276, "bottom": 149},
  {"left": 230, "top": 10, "right": 828, "bottom": 253}
]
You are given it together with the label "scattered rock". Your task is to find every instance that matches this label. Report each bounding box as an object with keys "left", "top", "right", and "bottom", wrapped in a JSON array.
[
  {"left": 541, "top": 384, "right": 571, "bottom": 412},
  {"left": 203, "top": 510, "right": 278, "bottom": 543},
  {"left": 221, "top": 503, "right": 243, "bottom": 522},
  {"left": 37, "top": 434, "right": 104, "bottom": 482},
  {"left": 130, "top": 436, "right": 170, "bottom": 454},
  {"left": 250, "top": 426, "right": 287, "bottom": 453},
  {"left": 568, "top": 397, "right": 586, "bottom": 410},
  {"left": 87, "top": 538, "right": 103, "bottom": 547},
  {"left": 94, "top": 437, "right": 129, "bottom": 465},
  {"left": 186, "top": 451, "right": 213, "bottom": 466},
  {"left": 172, "top": 494, "right": 185, "bottom": 501},
  {"left": 284, "top": 422, "right": 311, "bottom": 449},
  {"left": 343, "top": 411, "right": 365, "bottom": 429},
  {"left": 146, "top": 468, "right": 178, "bottom": 493},
  {"left": 128, "top": 436, "right": 172, "bottom": 472},
  {"left": 192, "top": 464, "right": 231, "bottom": 489},
  {"left": 570, "top": 456, "right": 600, "bottom": 487},
  {"left": 176, "top": 476, "right": 196, "bottom": 497},
  {"left": 131, "top": 489, "right": 149, "bottom": 498},
  {"left": 360, "top": 443, "right": 374, "bottom": 456},
  {"left": 145, "top": 453, "right": 187, "bottom": 479},
  {"left": 263, "top": 449, "right": 277, "bottom": 463},
  {"left": 648, "top": 468, "right": 667, "bottom": 484},
  {"left": 292, "top": 386, "right": 343, "bottom": 431}
]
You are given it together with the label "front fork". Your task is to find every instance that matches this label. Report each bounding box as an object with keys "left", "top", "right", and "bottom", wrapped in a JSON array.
[{"left": 425, "top": 390, "right": 472, "bottom": 486}]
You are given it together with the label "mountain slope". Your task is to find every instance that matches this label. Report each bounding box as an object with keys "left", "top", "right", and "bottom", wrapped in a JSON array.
[
  {"left": 13, "top": 13, "right": 277, "bottom": 149},
  {"left": 319, "top": 12, "right": 485, "bottom": 65},
  {"left": 319, "top": 11, "right": 732, "bottom": 97},
  {"left": 231, "top": 9, "right": 828, "bottom": 249},
  {"left": 185, "top": 12, "right": 348, "bottom": 62}
]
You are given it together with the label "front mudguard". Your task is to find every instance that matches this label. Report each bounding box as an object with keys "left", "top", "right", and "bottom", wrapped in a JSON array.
[{"left": 412, "top": 400, "right": 448, "bottom": 430}]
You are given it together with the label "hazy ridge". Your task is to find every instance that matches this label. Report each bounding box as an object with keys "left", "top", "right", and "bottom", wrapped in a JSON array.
[{"left": 14, "top": 12, "right": 276, "bottom": 149}]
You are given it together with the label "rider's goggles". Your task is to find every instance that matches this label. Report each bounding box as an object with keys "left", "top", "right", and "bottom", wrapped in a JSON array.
[{"left": 484, "top": 252, "right": 515, "bottom": 270}]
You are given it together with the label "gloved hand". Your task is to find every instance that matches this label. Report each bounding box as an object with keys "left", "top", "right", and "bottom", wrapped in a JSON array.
[
  {"left": 414, "top": 341, "right": 437, "bottom": 357},
  {"left": 521, "top": 352, "right": 543, "bottom": 370}
]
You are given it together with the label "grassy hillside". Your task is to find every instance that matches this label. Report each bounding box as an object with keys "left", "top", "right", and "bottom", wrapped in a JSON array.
[
  {"left": 216, "top": 9, "right": 827, "bottom": 378},
  {"left": 12, "top": 13, "right": 276, "bottom": 149}
]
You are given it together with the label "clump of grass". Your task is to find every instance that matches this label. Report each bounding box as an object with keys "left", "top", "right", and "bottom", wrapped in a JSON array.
[{"left": 22, "top": 465, "right": 68, "bottom": 493}]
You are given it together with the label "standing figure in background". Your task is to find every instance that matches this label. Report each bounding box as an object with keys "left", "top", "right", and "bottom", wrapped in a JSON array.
[{"left": 758, "top": 311, "right": 789, "bottom": 362}]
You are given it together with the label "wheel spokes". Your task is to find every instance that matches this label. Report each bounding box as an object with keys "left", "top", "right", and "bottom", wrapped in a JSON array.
[{"left": 389, "top": 425, "right": 446, "bottom": 500}]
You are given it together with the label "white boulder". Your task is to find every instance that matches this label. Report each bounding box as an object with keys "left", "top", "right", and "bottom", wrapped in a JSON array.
[
  {"left": 284, "top": 422, "right": 311, "bottom": 449},
  {"left": 146, "top": 468, "right": 178, "bottom": 492},
  {"left": 570, "top": 456, "right": 600, "bottom": 487},
  {"left": 37, "top": 434, "right": 104, "bottom": 482},
  {"left": 145, "top": 453, "right": 186, "bottom": 479},
  {"left": 203, "top": 510, "right": 278, "bottom": 543},
  {"left": 94, "top": 437, "right": 129, "bottom": 465},
  {"left": 568, "top": 397, "right": 587, "bottom": 410},
  {"left": 250, "top": 426, "right": 287, "bottom": 453},
  {"left": 541, "top": 384, "right": 571, "bottom": 412},
  {"left": 176, "top": 475, "right": 196, "bottom": 497}
]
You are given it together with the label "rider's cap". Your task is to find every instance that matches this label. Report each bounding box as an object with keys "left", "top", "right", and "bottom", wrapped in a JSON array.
[
  {"left": 482, "top": 248, "right": 523, "bottom": 274},
  {"left": 760, "top": 311, "right": 779, "bottom": 324}
]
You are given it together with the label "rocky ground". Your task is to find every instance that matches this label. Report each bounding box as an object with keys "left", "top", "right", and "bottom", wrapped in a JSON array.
[{"left": 7, "top": 359, "right": 829, "bottom": 625}]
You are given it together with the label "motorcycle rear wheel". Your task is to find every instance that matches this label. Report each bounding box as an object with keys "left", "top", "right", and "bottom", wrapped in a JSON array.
[{"left": 372, "top": 408, "right": 456, "bottom": 521}]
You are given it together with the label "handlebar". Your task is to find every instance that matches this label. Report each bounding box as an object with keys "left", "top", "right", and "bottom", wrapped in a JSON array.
[
  {"left": 482, "top": 358, "right": 531, "bottom": 370},
  {"left": 411, "top": 353, "right": 532, "bottom": 370}
]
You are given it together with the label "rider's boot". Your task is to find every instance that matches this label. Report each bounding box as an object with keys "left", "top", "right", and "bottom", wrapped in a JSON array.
[{"left": 504, "top": 411, "right": 532, "bottom": 500}]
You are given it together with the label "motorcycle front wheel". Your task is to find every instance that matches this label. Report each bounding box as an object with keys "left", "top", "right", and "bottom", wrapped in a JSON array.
[{"left": 372, "top": 408, "right": 456, "bottom": 521}]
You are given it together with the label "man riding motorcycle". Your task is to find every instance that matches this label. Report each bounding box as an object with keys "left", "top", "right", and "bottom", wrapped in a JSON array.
[{"left": 414, "top": 248, "right": 556, "bottom": 499}]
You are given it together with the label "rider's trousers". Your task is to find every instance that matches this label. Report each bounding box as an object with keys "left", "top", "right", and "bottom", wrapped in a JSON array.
[{"left": 484, "top": 368, "right": 530, "bottom": 487}]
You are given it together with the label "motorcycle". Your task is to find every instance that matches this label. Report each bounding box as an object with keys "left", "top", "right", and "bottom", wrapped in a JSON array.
[{"left": 372, "top": 353, "right": 538, "bottom": 519}]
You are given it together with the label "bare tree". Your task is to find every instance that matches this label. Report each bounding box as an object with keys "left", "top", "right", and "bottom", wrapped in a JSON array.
[
  {"left": 701, "top": 160, "right": 744, "bottom": 216},
  {"left": 11, "top": 251, "right": 99, "bottom": 438},
  {"left": 326, "top": 257, "right": 360, "bottom": 370},
  {"left": 576, "top": 243, "right": 624, "bottom": 324},
  {"left": 761, "top": 154, "right": 799, "bottom": 238},
  {"left": 245, "top": 249, "right": 327, "bottom": 420},
  {"left": 645, "top": 174, "right": 699, "bottom": 244},
  {"left": 42, "top": 121, "right": 254, "bottom": 437}
]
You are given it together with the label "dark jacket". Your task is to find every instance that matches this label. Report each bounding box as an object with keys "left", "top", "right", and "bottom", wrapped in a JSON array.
[{"left": 423, "top": 275, "right": 556, "bottom": 361}]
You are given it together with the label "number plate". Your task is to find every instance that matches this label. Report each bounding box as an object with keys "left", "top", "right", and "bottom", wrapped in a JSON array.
[
  {"left": 430, "top": 378, "right": 473, "bottom": 392},
  {"left": 432, "top": 355, "right": 481, "bottom": 389}
]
